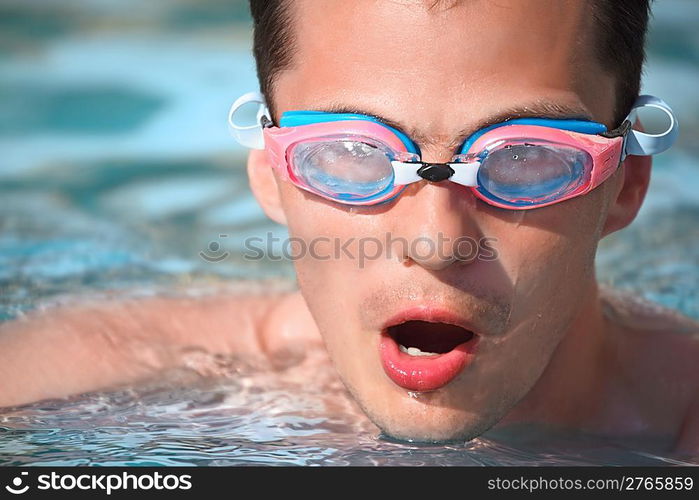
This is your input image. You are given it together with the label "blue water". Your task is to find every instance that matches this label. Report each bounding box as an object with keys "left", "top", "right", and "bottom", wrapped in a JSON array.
[{"left": 0, "top": 0, "right": 698, "bottom": 466}]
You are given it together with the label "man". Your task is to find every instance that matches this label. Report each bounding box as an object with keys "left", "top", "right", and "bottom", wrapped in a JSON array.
[{"left": 1, "top": 0, "right": 698, "bottom": 452}]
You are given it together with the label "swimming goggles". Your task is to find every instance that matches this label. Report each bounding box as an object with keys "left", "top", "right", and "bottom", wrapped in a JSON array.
[{"left": 229, "top": 92, "right": 678, "bottom": 209}]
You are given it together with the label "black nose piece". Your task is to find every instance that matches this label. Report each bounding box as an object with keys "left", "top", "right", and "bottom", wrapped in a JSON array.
[{"left": 416, "top": 163, "right": 455, "bottom": 182}]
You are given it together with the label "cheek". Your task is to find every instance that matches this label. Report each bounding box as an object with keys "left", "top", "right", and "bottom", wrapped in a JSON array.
[
  {"left": 279, "top": 190, "right": 389, "bottom": 392},
  {"left": 482, "top": 188, "right": 608, "bottom": 319},
  {"left": 471, "top": 194, "right": 610, "bottom": 390},
  {"left": 278, "top": 184, "right": 366, "bottom": 323}
]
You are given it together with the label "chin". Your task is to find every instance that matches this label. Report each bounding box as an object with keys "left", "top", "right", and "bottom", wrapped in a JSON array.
[
  {"left": 355, "top": 390, "right": 506, "bottom": 444},
  {"left": 373, "top": 412, "right": 499, "bottom": 444}
]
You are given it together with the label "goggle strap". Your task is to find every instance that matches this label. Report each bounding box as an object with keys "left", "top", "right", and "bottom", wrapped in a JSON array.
[{"left": 600, "top": 119, "right": 632, "bottom": 139}]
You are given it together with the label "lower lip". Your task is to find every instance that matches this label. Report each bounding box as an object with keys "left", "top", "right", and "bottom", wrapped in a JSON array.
[{"left": 379, "top": 331, "right": 478, "bottom": 392}]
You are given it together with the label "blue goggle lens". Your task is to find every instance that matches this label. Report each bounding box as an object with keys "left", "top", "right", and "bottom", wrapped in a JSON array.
[
  {"left": 290, "top": 138, "right": 395, "bottom": 201},
  {"left": 476, "top": 142, "right": 592, "bottom": 206},
  {"left": 288, "top": 137, "right": 594, "bottom": 207}
]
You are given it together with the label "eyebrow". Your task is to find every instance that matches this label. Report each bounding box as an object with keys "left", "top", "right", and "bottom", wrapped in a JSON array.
[{"left": 319, "top": 101, "right": 594, "bottom": 151}]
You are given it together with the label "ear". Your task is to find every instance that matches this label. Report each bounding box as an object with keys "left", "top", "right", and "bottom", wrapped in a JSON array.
[
  {"left": 601, "top": 154, "right": 652, "bottom": 237},
  {"left": 247, "top": 149, "right": 288, "bottom": 226}
]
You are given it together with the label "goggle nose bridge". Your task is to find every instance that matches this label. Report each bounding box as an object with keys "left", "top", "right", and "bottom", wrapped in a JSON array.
[{"left": 415, "top": 162, "right": 456, "bottom": 182}]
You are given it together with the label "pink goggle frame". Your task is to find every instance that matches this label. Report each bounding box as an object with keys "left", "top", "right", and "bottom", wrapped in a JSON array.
[{"left": 229, "top": 93, "right": 678, "bottom": 210}]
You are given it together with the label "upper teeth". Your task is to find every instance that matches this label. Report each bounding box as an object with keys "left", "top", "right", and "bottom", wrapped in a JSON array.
[{"left": 399, "top": 344, "right": 438, "bottom": 357}]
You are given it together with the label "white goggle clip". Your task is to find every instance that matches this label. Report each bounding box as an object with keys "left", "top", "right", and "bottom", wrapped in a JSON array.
[
  {"left": 227, "top": 91, "right": 271, "bottom": 150},
  {"left": 622, "top": 94, "right": 679, "bottom": 159}
]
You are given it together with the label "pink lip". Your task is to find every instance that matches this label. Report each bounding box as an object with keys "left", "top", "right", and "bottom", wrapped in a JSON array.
[{"left": 379, "top": 306, "right": 479, "bottom": 392}]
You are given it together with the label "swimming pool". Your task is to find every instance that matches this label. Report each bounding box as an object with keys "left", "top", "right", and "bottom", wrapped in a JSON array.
[{"left": 1, "top": 0, "right": 698, "bottom": 466}]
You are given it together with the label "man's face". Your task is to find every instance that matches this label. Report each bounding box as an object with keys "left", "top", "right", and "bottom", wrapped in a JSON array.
[{"left": 269, "top": 0, "right": 619, "bottom": 441}]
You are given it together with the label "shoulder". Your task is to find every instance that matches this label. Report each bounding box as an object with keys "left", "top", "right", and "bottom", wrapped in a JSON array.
[
  {"left": 601, "top": 286, "right": 698, "bottom": 385},
  {"left": 599, "top": 285, "right": 699, "bottom": 447},
  {"left": 599, "top": 285, "right": 699, "bottom": 340},
  {"left": 600, "top": 285, "right": 699, "bottom": 356},
  {"left": 675, "top": 394, "right": 699, "bottom": 454},
  {"left": 257, "top": 289, "right": 324, "bottom": 368}
]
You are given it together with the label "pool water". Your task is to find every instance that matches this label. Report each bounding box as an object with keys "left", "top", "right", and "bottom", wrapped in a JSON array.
[{"left": 1, "top": 0, "right": 698, "bottom": 466}]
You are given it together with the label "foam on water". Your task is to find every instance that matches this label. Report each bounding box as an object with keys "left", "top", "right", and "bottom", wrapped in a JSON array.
[{"left": 2, "top": 354, "right": 696, "bottom": 466}]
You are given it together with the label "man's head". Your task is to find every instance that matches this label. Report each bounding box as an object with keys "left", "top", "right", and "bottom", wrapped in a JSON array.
[{"left": 245, "top": 0, "right": 653, "bottom": 441}]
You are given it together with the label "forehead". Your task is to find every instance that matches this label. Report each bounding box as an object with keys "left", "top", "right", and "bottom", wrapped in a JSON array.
[{"left": 274, "top": 0, "right": 616, "bottom": 146}]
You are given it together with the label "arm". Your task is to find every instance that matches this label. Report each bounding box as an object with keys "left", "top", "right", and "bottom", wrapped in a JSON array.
[{"left": 0, "top": 290, "right": 320, "bottom": 408}]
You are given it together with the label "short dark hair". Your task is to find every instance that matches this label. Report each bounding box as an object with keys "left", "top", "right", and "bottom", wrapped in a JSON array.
[
  {"left": 248, "top": 0, "right": 651, "bottom": 125},
  {"left": 590, "top": 1, "right": 652, "bottom": 124},
  {"left": 249, "top": 0, "right": 293, "bottom": 122}
]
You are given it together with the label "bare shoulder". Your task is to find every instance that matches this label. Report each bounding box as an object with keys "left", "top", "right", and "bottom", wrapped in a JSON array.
[
  {"left": 675, "top": 391, "right": 699, "bottom": 454},
  {"left": 601, "top": 285, "right": 698, "bottom": 382},
  {"left": 600, "top": 285, "right": 699, "bottom": 338},
  {"left": 600, "top": 285, "right": 699, "bottom": 451},
  {"left": 0, "top": 282, "right": 320, "bottom": 407},
  {"left": 256, "top": 289, "right": 324, "bottom": 364}
]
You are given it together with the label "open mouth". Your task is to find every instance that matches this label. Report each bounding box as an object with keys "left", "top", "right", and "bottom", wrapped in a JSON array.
[
  {"left": 387, "top": 320, "right": 475, "bottom": 357},
  {"left": 379, "top": 318, "right": 478, "bottom": 392}
]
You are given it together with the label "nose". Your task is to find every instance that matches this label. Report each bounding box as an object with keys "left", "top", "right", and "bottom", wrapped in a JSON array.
[{"left": 392, "top": 175, "right": 484, "bottom": 271}]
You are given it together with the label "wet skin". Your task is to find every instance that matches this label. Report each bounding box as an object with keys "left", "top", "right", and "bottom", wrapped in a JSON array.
[
  {"left": 1, "top": 0, "right": 698, "bottom": 453},
  {"left": 248, "top": 0, "right": 699, "bottom": 444}
]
